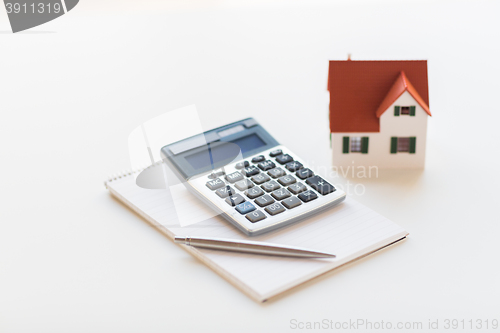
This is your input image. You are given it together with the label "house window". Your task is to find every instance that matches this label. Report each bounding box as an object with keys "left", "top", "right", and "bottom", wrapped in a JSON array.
[
  {"left": 390, "top": 137, "right": 416, "bottom": 154},
  {"left": 394, "top": 105, "right": 416, "bottom": 116},
  {"left": 350, "top": 137, "right": 362, "bottom": 152},
  {"left": 342, "top": 136, "right": 369, "bottom": 154},
  {"left": 401, "top": 106, "right": 410, "bottom": 115}
]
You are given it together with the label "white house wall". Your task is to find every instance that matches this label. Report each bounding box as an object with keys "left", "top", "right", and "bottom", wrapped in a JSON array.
[{"left": 331, "top": 91, "right": 428, "bottom": 169}]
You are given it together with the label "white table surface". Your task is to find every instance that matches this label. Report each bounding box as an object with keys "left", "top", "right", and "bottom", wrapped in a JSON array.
[{"left": 1, "top": 1, "right": 499, "bottom": 332}]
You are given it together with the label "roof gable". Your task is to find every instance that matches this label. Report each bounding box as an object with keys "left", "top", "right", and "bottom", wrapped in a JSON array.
[
  {"left": 375, "top": 71, "right": 431, "bottom": 117},
  {"left": 328, "top": 60, "right": 430, "bottom": 133}
]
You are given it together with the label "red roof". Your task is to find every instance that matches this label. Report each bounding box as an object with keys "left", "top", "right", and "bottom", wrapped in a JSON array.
[{"left": 328, "top": 60, "right": 430, "bottom": 133}]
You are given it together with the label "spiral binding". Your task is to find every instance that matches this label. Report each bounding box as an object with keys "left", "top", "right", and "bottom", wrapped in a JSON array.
[{"left": 104, "top": 160, "right": 164, "bottom": 188}]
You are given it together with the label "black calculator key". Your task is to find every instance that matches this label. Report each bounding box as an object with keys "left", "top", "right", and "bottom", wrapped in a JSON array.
[
  {"left": 241, "top": 165, "right": 260, "bottom": 177},
  {"left": 235, "top": 201, "right": 256, "bottom": 215},
  {"left": 296, "top": 168, "right": 314, "bottom": 180},
  {"left": 207, "top": 170, "right": 225, "bottom": 179},
  {"left": 298, "top": 190, "right": 318, "bottom": 202},
  {"left": 225, "top": 193, "right": 246, "bottom": 206},
  {"left": 275, "top": 154, "right": 293, "bottom": 165},
  {"left": 282, "top": 196, "right": 302, "bottom": 209},
  {"left": 258, "top": 160, "right": 276, "bottom": 171},
  {"left": 306, "top": 176, "right": 336, "bottom": 195},
  {"left": 271, "top": 188, "right": 291, "bottom": 201},
  {"left": 267, "top": 167, "right": 286, "bottom": 179},
  {"left": 265, "top": 202, "right": 286, "bottom": 216},
  {"left": 206, "top": 178, "right": 225, "bottom": 190},
  {"left": 288, "top": 182, "right": 307, "bottom": 194},
  {"left": 225, "top": 171, "right": 244, "bottom": 183},
  {"left": 235, "top": 179, "right": 254, "bottom": 191},
  {"left": 215, "top": 186, "right": 236, "bottom": 198},
  {"left": 245, "top": 186, "right": 264, "bottom": 199},
  {"left": 261, "top": 180, "right": 280, "bottom": 192},
  {"left": 251, "top": 173, "right": 270, "bottom": 185},
  {"left": 246, "top": 210, "right": 267, "bottom": 223},
  {"left": 251, "top": 155, "right": 265, "bottom": 163},
  {"left": 285, "top": 161, "right": 303, "bottom": 172},
  {"left": 269, "top": 149, "right": 283, "bottom": 157},
  {"left": 254, "top": 194, "right": 275, "bottom": 207},
  {"left": 235, "top": 161, "right": 249, "bottom": 169},
  {"left": 277, "top": 174, "right": 297, "bottom": 186}
]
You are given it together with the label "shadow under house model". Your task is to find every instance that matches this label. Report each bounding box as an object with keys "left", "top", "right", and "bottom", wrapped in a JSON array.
[{"left": 328, "top": 59, "right": 431, "bottom": 169}]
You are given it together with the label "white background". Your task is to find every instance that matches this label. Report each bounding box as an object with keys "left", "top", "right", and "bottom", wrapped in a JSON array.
[{"left": 1, "top": 0, "right": 499, "bottom": 332}]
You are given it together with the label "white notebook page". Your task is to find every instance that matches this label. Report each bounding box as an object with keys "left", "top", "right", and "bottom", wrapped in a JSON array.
[{"left": 107, "top": 175, "right": 407, "bottom": 301}]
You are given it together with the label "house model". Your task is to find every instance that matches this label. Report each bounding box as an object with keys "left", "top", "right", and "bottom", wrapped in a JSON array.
[{"left": 328, "top": 58, "right": 431, "bottom": 169}]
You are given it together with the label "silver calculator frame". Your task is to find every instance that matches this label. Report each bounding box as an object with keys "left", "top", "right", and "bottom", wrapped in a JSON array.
[{"left": 183, "top": 145, "right": 346, "bottom": 236}]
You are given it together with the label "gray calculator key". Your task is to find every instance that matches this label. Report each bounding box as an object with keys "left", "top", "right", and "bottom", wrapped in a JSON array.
[
  {"left": 271, "top": 188, "right": 291, "bottom": 201},
  {"left": 235, "top": 179, "right": 254, "bottom": 191},
  {"left": 245, "top": 186, "right": 264, "bottom": 199},
  {"left": 251, "top": 173, "right": 270, "bottom": 185},
  {"left": 235, "top": 161, "right": 249, "bottom": 169},
  {"left": 277, "top": 174, "right": 297, "bottom": 186},
  {"left": 258, "top": 160, "right": 276, "bottom": 171},
  {"left": 306, "top": 176, "right": 336, "bottom": 195},
  {"left": 296, "top": 168, "right": 314, "bottom": 180},
  {"left": 267, "top": 167, "right": 286, "bottom": 178},
  {"left": 282, "top": 196, "right": 302, "bottom": 209},
  {"left": 265, "top": 202, "right": 286, "bottom": 216},
  {"left": 235, "top": 201, "right": 256, "bottom": 215},
  {"left": 246, "top": 210, "right": 267, "bottom": 223},
  {"left": 261, "top": 180, "right": 280, "bottom": 192},
  {"left": 251, "top": 155, "right": 265, "bottom": 163},
  {"left": 225, "top": 193, "right": 246, "bottom": 206},
  {"left": 269, "top": 149, "right": 283, "bottom": 157},
  {"left": 285, "top": 161, "right": 303, "bottom": 172},
  {"left": 207, "top": 170, "right": 225, "bottom": 179},
  {"left": 275, "top": 154, "right": 293, "bottom": 165},
  {"left": 288, "top": 182, "right": 307, "bottom": 194},
  {"left": 254, "top": 194, "right": 275, "bottom": 207},
  {"left": 215, "top": 185, "right": 236, "bottom": 198},
  {"left": 241, "top": 165, "right": 260, "bottom": 177},
  {"left": 206, "top": 178, "right": 225, "bottom": 190},
  {"left": 298, "top": 190, "right": 318, "bottom": 202},
  {"left": 225, "top": 171, "right": 244, "bottom": 183}
]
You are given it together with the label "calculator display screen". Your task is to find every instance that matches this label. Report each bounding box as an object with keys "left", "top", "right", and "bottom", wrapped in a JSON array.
[{"left": 185, "top": 133, "right": 266, "bottom": 170}]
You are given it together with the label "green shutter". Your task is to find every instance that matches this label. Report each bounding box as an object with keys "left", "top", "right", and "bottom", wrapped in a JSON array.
[
  {"left": 394, "top": 106, "right": 400, "bottom": 116},
  {"left": 342, "top": 137, "right": 350, "bottom": 154},
  {"left": 409, "top": 137, "right": 416, "bottom": 154},
  {"left": 390, "top": 137, "right": 398, "bottom": 154},
  {"left": 410, "top": 106, "right": 416, "bottom": 116},
  {"left": 329, "top": 133, "right": 332, "bottom": 149},
  {"left": 361, "top": 137, "right": 369, "bottom": 154}
]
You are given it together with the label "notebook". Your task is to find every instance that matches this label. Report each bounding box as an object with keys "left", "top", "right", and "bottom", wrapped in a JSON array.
[{"left": 104, "top": 164, "right": 408, "bottom": 302}]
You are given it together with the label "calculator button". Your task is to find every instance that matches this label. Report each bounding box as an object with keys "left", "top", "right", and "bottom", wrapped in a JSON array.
[
  {"left": 267, "top": 167, "right": 286, "bottom": 179},
  {"left": 251, "top": 173, "right": 270, "bottom": 185},
  {"left": 296, "top": 168, "right": 314, "bottom": 180},
  {"left": 305, "top": 176, "right": 336, "bottom": 195},
  {"left": 225, "top": 194, "right": 246, "bottom": 206},
  {"left": 265, "top": 202, "right": 286, "bottom": 216},
  {"left": 245, "top": 186, "right": 264, "bottom": 199},
  {"left": 298, "top": 190, "right": 318, "bottom": 202},
  {"left": 206, "top": 178, "right": 225, "bottom": 190},
  {"left": 235, "top": 161, "right": 249, "bottom": 169},
  {"left": 241, "top": 165, "right": 260, "bottom": 177},
  {"left": 261, "top": 180, "right": 280, "bottom": 192},
  {"left": 225, "top": 171, "right": 244, "bottom": 183},
  {"left": 275, "top": 154, "right": 293, "bottom": 165},
  {"left": 269, "top": 149, "right": 283, "bottom": 157},
  {"left": 246, "top": 210, "right": 267, "bottom": 223},
  {"left": 282, "top": 196, "right": 302, "bottom": 209},
  {"left": 257, "top": 160, "right": 276, "bottom": 171},
  {"left": 235, "top": 201, "right": 256, "bottom": 214},
  {"left": 207, "top": 170, "right": 225, "bottom": 179},
  {"left": 288, "top": 182, "right": 307, "bottom": 194},
  {"left": 277, "top": 174, "right": 297, "bottom": 186},
  {"left": 251, "top": 155, "right": 265, "bottom": 163},
  {"left": 215, "top": 186, "right": 236, "bottom": 198},
  {"left": 254, "top": 194, "right": 275, "bottom": 207},
  {"left": 285, "top": 161, "right": 303, "bottom": 172},
  {"left": 235, "top": 179, "right": 254, "bottom": 191},
  {"left": 271, "top": 188, "right": 291, "bottom": 201}
]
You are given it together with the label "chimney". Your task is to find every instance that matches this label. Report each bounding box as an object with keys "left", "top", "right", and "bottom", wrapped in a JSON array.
[{"left": 347, "top": 54, "right": 352, "bottom": 61}]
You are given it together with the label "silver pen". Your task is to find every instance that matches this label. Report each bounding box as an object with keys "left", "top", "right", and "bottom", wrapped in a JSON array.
[{"left": 174, "top": 236, "right": 336, "bottom": 258}]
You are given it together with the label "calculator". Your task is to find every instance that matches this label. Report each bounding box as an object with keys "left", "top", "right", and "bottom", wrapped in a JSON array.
[{"left": 161, "top": 118, "right": 346, "bottom": 236}]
